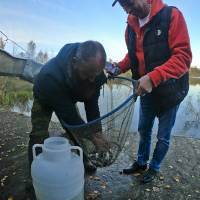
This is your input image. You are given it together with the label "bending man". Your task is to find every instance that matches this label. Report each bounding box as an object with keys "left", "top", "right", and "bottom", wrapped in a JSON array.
[{"left": 29, "top": 41, "right": 109, "bottom": 173}]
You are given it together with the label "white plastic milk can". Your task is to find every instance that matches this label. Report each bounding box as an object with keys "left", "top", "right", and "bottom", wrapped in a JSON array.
[{"left": 31, "top": 136, "right": 84, "bottom": 200}]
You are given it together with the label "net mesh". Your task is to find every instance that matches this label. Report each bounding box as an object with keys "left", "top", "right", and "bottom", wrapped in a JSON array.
[{"left": 65, "top": 77, "right": 136, "bottom": 167}]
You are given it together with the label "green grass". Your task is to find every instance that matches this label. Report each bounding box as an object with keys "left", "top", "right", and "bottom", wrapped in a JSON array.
[{"left": 0, "top": 77, "right": 33, "bottom": 107}]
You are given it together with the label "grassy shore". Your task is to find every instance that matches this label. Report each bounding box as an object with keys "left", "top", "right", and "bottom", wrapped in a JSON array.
[
  {"left": 0, "top": 77, "right": 32, "bottom": 107},
  {"left": 0, "top": 73, "right": 199, "bottom": 108}
]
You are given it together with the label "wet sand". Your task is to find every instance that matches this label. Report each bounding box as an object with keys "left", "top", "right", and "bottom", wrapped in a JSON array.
[{"left": 0, "top": 110, "right": 200, "bottom": 200}]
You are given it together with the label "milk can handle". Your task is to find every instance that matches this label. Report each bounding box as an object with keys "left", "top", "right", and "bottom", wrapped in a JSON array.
[
  {"left": 33, "top": 144, "right": 44, "bottom": 160},
  {"left": 70, "top": 146, "right": 83, "bottom": 161}
]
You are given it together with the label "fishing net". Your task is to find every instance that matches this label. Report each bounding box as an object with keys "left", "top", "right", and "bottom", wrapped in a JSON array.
[{"left": 64, "top": 76, "right": 137, "bottom": 167}]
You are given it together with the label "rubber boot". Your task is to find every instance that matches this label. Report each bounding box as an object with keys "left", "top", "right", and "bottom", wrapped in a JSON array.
[
  {"left": 26, "top": 135, "right": 45, "bottom": 199},
  {"left": 28, "top": 135, "right": 45, "bottom": 173}
]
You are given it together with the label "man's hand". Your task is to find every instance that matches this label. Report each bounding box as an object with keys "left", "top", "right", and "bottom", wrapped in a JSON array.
[
  {"left": 136, "top": 75, "right": 153, "bottom": 96},
  {"left": 105, "top": 62, "right": 121, "bottom": 76},
  {"left": 91, "top": 132, "right": 110, "bottom": 152}
]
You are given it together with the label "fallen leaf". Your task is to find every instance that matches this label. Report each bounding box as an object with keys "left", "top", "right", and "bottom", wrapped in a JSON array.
[
  {"left": 86, "top": 191, "right": 100, "bottom": 200},
  {"left": 89, "top": 176, "right": 101, "bottom": 181},
  {"left": 164, "top": 185, "right": 171, "bottom": 189},
  {"left": 1, "top": 175, "right": 8, "bottom": 181},
  {"left": 173, "top": 176, "right": 180, "bottom": 183},
  {"left": 133, "top": 173, "right": 141, "bottom": 177},
  {"left": 93, "top": 176, "right": 101, "bottom": 181},
  {"left": 152, "top": 187, "right": 160, "bottom": 192},
  {"left": 101, "top": 185, "right": 106, "bottom": 189},
  {"left": 159, "top": 176, "right": 164, "bottom": 180}
]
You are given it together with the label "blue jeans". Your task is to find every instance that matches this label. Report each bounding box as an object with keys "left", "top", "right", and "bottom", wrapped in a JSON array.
[{"left": 137, "top": 93, "right": 180, "bottom": 171}]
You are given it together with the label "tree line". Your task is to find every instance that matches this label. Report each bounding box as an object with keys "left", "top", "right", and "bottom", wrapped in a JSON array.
[
  {"left": 0, "top": 37, "right": 49, "bottom": 64},
  {"left": 190, "top": 67, "right": 200, "bottom": 77},
  {"left": 1, "top": 37, "right": 200, "bottom": 74}
]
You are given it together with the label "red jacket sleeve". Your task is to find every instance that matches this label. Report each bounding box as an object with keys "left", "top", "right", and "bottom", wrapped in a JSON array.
[
  {"left": 117, "top": 26, "right": 132, "bottom": 73},
  {"left": 148, "top": 8, "right": 192, "bottom": 87}
]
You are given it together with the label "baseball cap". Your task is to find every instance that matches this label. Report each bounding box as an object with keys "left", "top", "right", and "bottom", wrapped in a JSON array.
[
  {"left": 112, "top": 0, "right": 152, "bottom": 6},
  {"left": 112, "top": 0, "right": 118, "bottom": 7},
  {"left": 112, "top": 0, "right": 130, "bottom": 7}
]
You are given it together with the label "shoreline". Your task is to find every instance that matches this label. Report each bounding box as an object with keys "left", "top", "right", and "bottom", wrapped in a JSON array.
[{"left": 0, "top": 110, "right": 200, "bottom": 200}]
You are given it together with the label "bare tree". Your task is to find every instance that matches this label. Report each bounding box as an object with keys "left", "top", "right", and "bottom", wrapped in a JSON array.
[
  {"left": 27, "top": 40, "right": 36, "bottom": 59},
  {"left": 36, "top": 50, "right": 49, "bottom": 63},
  {"left": 43, "top": 52, "right": 48, "bottom": 63},
  {"left": 36, "top": 50, "right": 43, "bottom": 63}
]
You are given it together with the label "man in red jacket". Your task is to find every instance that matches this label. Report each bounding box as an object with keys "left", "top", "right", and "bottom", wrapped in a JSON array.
[{"left": 109, "top": 0, "right": 192, "bottom": 183}]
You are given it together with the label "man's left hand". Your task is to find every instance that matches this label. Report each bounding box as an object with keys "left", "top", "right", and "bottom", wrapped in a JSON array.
[
  {"left": 91, "top": 132, "right": 111, "bottom": 152},
  {"left": 136, "top": 75, "right": 153, "bottom": 96}
]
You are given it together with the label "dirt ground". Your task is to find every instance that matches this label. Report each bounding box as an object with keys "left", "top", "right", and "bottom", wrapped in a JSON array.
[{"left": 0, "top": 110, "right": 200, "bottom": 200}]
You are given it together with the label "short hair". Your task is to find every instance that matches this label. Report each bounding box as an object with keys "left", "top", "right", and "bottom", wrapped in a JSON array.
[{"left": 76, "top": 41, "right": 106, "bottom": 65}]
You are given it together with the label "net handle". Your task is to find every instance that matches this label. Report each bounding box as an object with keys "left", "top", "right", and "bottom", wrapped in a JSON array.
[{"left": 111, "top": 75, "right": 137, "bottom": 85}]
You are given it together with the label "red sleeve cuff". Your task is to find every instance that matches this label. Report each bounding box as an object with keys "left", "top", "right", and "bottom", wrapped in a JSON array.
[
  {"left": 148, "top": 70, "right": 163, "bottom": 88},
  {"left": 117, "top": 53, "right": 131, "bottom": 73},
  {"left": 118, "top": 62, "right": 127, "bottom": 73}
]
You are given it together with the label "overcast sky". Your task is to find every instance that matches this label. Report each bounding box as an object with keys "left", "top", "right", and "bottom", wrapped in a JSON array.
[{"left": 0, "top": 0, "right": 199, "bottom": 67}]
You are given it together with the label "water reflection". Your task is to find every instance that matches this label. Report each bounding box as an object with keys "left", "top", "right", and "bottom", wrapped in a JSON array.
[
  {"left": 131, "top": 81, "right": 200, "bottom": 139},
  {"left": 189, "top": 77, "right": 200, "bottom": 85},
  {"left": 12, "top": 100, "right": 32, "bottom": 115},
  {"left": 11, "top": 78, "right": 200, "bottom": 139}
]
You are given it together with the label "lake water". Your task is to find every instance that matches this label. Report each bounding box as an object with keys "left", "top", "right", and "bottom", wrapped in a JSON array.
[{"left": 11, "top": 78, "right": 200, "bottom": 139}]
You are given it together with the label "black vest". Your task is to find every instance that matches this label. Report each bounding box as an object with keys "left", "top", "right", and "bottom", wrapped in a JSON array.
[{"left": 127, "top": 6, "right": 189, "bottom": 113}]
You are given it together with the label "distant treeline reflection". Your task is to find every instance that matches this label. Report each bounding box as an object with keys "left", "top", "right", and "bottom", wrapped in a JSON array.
[
  {"left": 0, "top": 74, "right": 199, "bottom": 107},
  {"left": 190, "top": 77, "right": 200, "bottom": 85}
]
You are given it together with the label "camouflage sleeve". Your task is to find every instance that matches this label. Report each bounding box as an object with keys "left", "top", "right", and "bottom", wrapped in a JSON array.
[{"left": 84, "top": 88, "right": 102, "bottom": 133}]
